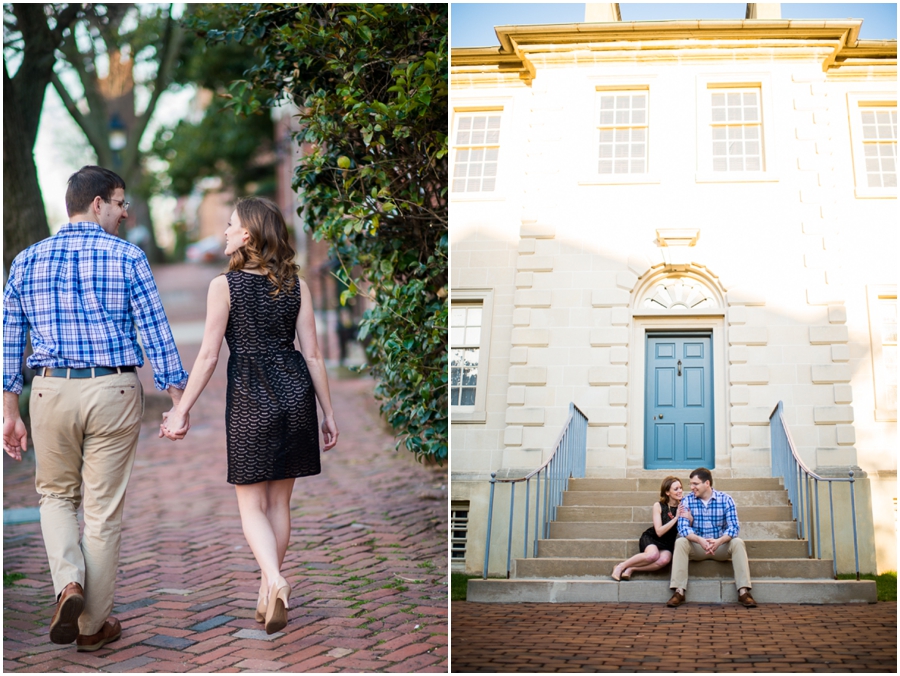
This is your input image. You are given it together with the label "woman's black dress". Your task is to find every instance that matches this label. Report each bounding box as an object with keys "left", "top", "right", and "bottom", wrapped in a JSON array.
[
  {"left": 224, "top": 271, "right": 320, "bottom": 485},
  {"left": 638, "top": 503, "right": 679, "bottom": 553}
]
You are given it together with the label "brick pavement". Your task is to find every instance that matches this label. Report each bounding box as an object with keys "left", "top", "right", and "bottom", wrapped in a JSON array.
[
  {"left": 3, "top": 263, "right": 447, "bottom": 673},
  {"left": 451, "top": 601, "right": 897, "bottom": 672}
]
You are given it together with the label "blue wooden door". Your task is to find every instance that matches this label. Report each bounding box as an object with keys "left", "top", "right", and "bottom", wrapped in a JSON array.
[{"left": 645, "top": 334, "right": 714, "bottom": 469}]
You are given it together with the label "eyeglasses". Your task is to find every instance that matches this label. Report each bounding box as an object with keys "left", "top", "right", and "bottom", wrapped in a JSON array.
[{"left": 105, "top": 198, "right": 130, "bottom": 211}]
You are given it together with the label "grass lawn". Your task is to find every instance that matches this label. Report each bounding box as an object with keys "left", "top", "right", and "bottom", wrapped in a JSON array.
[
  {"left": 451, "top": 573, "right": 480, "bottom": 601},
  {"left": 838, "top": 571, "right": 896, "bottom": 602}
]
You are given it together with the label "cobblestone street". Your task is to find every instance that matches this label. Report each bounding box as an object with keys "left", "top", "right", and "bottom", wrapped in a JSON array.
[{"left": 3, "top": 263, "right": 448, "bottom": 673}]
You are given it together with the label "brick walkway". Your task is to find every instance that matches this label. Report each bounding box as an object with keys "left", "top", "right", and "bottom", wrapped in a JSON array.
[
  {"left": 451, "top": 601, "right": 897, "bottom": 672},
  {"left": 3, "top": 263, "right": 447, "bottom": 673}
]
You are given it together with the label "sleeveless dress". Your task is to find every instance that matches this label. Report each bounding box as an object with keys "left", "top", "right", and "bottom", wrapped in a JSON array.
[
  {"left": 224, "top": 271, "right": 320, "bottom": 484},
  {"left": 638, "top": 503, "right": 679, "bottom": 553}
]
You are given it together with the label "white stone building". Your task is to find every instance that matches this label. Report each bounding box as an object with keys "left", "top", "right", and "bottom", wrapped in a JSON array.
[{"left": 449, "top": 3, "right": 896, "bottom": 593}]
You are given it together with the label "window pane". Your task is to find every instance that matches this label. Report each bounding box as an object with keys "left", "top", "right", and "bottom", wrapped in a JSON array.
[
  {"left": 485, "top": 130, "right": 500, "bottom": 144},
  {"left": 745, "top": 156, "right": 761, "bottom": 171},
  {"left": 465, "top": 327, "right": 481, "bottom": 344},
  {"left": 713, "top": 142, "right": 727, "bottom": 156},
  {"left": 713, "top": 157, "right": 728, "bottom": 172},
  {"left": 470, "top": 129, "right": 485, "bottom": 144},
  {"left": 632, "top": 128, "right": 646, "bottom": 143},
  {"left": 631, "top": 143, "right": 645, "bottom": 158},
  {"left": 633, "top": 95, "right": 646, "bottom": 108},
  {"left": 712, "top": 93, "right": 725, "bottom": 107},
  {"left": 631, "top": 159, "right": 645, "bottom": 173},
  {"left": 632, "top": 109, "right": 646, "bottom": 124},
  {"left": 616, "top": 110, "right": 630, "bottom": 124},
  {"left": 482, "top": 177, "right": 497, "bottom": 191},
  {"left": 600, "top": 95, "right": 615, "bottom": 109},
  {"left": 485, "top": 148, "right": 499, "bottom": 162},
  {"left": 460, "top": 388, "right": 476, "bottom": 405},
  {"left": 615, "top": 144, "right": 629, "bottom": 158},
  {"left": 598, "top": 159, "right": 613, "bottom": 173},
  {"left": 614, "top": 159, "right": 628, "bottom": 173},
  {"left": 712, "top": 127, "right": 726, "bottom": 140},
  {"left": 451, "top": 389, "right": 459, "bottom": 405},
  {"left": 472, "top": 117, "right": 486, "bottom": 130},
  {"left": 467, "top": 308, "right": 482, "bottom": 325},
  {"left": 599, "top": 129, "right": 614, "bottom": 143},
  {"left": 450, "top": 327, "right": 464, "bottom": 344},
  {"left": 731, "top": 157, "right": 744, "bottom": 171},
  {"left": 454, "top": 114, "right": 501, "bottom": 193},
  {"left": 599, "top": 144, "right": 613, "bottom": 158},
  {"left": 487, "top": 116, "right": 501, "bottom": 129},
  {"left": 483, "top": 163, "right": 497, "bottom": 177},
  {"left": 452, "top": 178, "right": 466, "bottom": 192},
  {"left": 600, "top": 110, "right": 615, "bottom": 124}
]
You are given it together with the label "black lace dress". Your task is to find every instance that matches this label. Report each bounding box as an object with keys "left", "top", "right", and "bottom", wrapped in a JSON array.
[
  {"left": 224, "top": 271, "right": 320, "bottom": 484},
  {"left": 638, "top": 503, "right": 680, "bottom": 553}
]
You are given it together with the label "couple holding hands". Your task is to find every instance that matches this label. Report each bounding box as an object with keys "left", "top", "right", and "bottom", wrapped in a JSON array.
[
  {"left": 3, "top": 166, "right": 338, "bottom": 650},
  {"left": 612, "top": 468, "right": 757, "bottom": 608}
]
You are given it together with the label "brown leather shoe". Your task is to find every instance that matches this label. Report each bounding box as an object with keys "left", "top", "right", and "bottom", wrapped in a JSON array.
[
  {"left": 666, "top": 590, "right": 685, "bottom": 607},
  {"left": 76, "top": 617, "right": 122, "bottom": 652},
  {"left": 49, "top": 582, "right": 84, "bottom": 644},
  {"left": 738, "top": 590, "right": 758, "bottom": 607}
]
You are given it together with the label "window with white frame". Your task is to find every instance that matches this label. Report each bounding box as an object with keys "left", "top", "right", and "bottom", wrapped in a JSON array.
[
  {"left": 710, "top": 89, "right": 763, "bottom": 172},
  {"left": 597, "top": 91, "right": 648, "bottom": 174},
  {"left": 451, "top": 502, "right": 469, "bottom": 572},
  {"left": 450, "top": 289, "right": 493, "bottom": 423},
  {"left": 867, "top": 285, "right": 897, "bottom": 421},
  {"left": 452, "top": 113, "right": 501, "bottom": 193},
  {"left": 450, "top": 304, "right": 482, "bottom": 406},
  {"left": 859, "top": 106, "right": 897, "bottom": 189}
]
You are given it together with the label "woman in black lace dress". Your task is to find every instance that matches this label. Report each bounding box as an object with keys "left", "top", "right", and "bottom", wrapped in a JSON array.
[
  {"left": 611, "top": 476, "right": 691, "bottom": 581},
  {"left": 162, "top": 197, "right": 338, "bottom": 634}
]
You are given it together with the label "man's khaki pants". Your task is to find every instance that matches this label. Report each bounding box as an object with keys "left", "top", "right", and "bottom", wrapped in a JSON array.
[
  {"left": 669, "top": 536, "right": 752, "bottom": 592},
  {"left": 30, "top": 371, "right": 142, "bottom": 636}
]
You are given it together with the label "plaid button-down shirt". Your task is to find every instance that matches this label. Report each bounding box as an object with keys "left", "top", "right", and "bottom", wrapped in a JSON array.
[
  {"left": 677, "top": 489, "right": 740, "bottom": 540},
  {"left": 3, "top": 221, "right": 188, "bottom": 394}
]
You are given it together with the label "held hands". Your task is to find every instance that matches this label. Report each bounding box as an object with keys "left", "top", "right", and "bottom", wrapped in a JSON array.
[
  {"left": 321, "top": 414, "right": 339, "bottom": 451},
  {"left": 159, "top": 407, "right": 191, "bottom": 441},
  {"left": 703, "top": 537, "right": 722, "bottom": 555}
]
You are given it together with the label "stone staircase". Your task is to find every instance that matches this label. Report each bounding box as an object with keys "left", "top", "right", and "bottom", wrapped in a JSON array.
[{"left": 468, "top": 476, "right": 877, "bottom": 604}]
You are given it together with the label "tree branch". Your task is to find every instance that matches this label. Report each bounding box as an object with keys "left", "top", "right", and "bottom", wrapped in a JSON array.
[{"left": 50, "top": 70, "right": 108, "bottom": 155}]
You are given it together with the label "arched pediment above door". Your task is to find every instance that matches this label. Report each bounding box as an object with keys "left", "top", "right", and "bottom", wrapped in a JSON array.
[{"left": 635, "top": 271, "right": 724, "bottom": 311}]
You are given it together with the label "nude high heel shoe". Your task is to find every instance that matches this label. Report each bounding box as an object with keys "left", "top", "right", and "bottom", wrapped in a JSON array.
[
  {"left": 265, "top": 579, "right": 290, "bottom": 635},
  {"left": 255, "top": 588, "right": 267, "bottom": 623}
]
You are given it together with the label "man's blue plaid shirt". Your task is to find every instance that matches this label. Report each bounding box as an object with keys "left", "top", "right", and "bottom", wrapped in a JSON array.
[
  {"left": 677, "top": 489, "right": 740, "bottom": 540},
  {"left": 3, "top": 222, "right": 188, "bottom": 394}
]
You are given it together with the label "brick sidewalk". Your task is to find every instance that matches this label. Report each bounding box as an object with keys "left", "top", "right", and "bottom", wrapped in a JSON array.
[
  {"left": 451, "top": 601, "right": 897, "bottom": 672},
  {"left": 3, "top": 263, "right": 448, "bottom": 673}
]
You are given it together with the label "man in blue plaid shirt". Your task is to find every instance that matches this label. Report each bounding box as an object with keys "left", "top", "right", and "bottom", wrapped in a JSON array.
[
  {"left": 667, "top": 467, "right": 757, "bottom": 608},
  {"left": 3, "top": 166, "right": 189, "bottom": 651}
]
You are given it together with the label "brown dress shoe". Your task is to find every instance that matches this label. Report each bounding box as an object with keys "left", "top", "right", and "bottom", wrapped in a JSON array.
[
  {"left": 666, "top": 590, "right": 685, "bottom": 607},
  {"left": 76, "top": 617, "right": 122, "bottom": 652},
  {"left": 738, "top": 590, "right": 758, "bottom": 607},
  {"left": 49, "top": 582, "right": 85, "bottom": 644}
]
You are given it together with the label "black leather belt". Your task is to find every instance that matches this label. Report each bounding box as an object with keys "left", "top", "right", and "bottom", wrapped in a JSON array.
[{"left": 40, "top": 366, "right": 136, "bottom": 379}]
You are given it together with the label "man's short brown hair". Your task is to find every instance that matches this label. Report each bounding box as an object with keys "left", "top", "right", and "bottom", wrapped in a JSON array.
[
  {"left": 690, "top": 467, "right": 713, "bottom": 487},
  {"left": 66, "top": 166, "right": 126, "bottom": 217}
]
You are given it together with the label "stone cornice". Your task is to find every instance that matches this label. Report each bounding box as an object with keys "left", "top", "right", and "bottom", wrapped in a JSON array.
[{"left": 451, "top": 20, "right": 897, "bottom": 81}]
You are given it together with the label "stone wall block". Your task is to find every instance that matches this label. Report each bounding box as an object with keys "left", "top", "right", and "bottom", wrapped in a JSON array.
[
  {"left": 518, "top": 239, "right": 536, "bottom": 254},
  {"left": 730, "top": 407, "right": 772, "bottom": 425},
  {"left": 507, "top": 386, "right": 526, "bottom": 405},
  {"left": 610, "top": 308, "right": 630, "bottom": 326},
  {"left": 616, "top": 270, "right": 639, "bottom": 291},
  {"left": 592, "top": 289, "right": 631, "bottom": 307},
  {"left": 587, "top": 407, "right": 628, "bottom": 426},
  {"left": 731, "top": 386, "right": 750, "bottom": 405},
  {"left": 828, "top": 305, "right": 847, "bottom": 324},
  {"left": 511, "top": 328, "right": 550, "bottom": 347},
  {"left": 520, "top": 222, "right": 555, "bottom": 239},
  {"left": 504, "top": 426, "right": 524, "bottom": 446},
  {"left": 811, "top": 364, "right": 851, "bottom": 383},
  {"left": 515, "top": 272, "right": 534, "bottom": 288},
  {"left": 806, "top": 286, "right": 844, "bottom": 306},
  {"left": 609, "top": 347, "right": 629, "bottom": 364},
  {"left": 512, "top": 308, "right": 531, "bottom": 326},
  {"left": 809, "top": 325, "right": 849, "bottom": 344},
  {"left": 729, "top": 365, "right": 770, "bottom": 385},
  {"left": 514, "top": 289, "right": 552, "bottom": 308},
  {"left": 627, "top": 254, "right": 652, "bottom": 278},
  {"left": 509, "top": 347, "right": 529, "bottom": 364},
  {"left": 726, "top": 289, "right": 766, "bottom": 306},
  {"left": 508, "top": 366, "right": 547, "bottom": 385},
  {"left": 833, "top": 384, "right": 853, "bottom": 404},
  {"left": 608, "top": 386, "right": 628, "bottom": 406},
  {"left": 831, "top": 344, "right": 850, "bottom": 362},
  {"left": 729, "top": 346, "right": 749, "bottom": 364},
  {"left": 505, "top": 407, "right": 545, "bottom": 426},
  {"left": 516, "top": 255, "right": 553, "bottom": 272},
  {"left": 590, "top": 327, "right": 629, "bottom": 346},
  {"left": 813, "top": 406, "right": 854, "bottom": 424},
  {"left": 588, "top": 366, "right": 628, "bottom": 386},
  {"left": 731, "top": 425, "right": 751, "bottom": 446},
  {"left": 816, "top": 446, "right": 857, "bottom": 467},
  {"left": 728, "top": 306, "right": 748, "bottom": 325},
  {"left": 836, "top": 425, "right": 856, "bottom": 445},
  {"left": 729, "top": 327, "right": 768, "bottom": 345},
  {"left": 608, "top": 426, "right": 627, "bottom": 447}
]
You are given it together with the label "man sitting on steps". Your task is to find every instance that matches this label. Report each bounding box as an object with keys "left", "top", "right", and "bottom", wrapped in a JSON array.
[{"left": 667, "top": 467, "right": 757, "bottom": 608}]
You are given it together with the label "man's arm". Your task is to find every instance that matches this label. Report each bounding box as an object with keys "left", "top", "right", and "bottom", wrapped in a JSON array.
[
  {"left": 3, "top": 265, "right": 27, "bottom": 396},
  {"left": 722, "top": 493, "right": 740, "bottom": 540},
  {"left": 128, "top": 254, "right": 189, "bottom": 392},
  {"left": 677, "top": 496, "right": 697, "bottom": 539}
]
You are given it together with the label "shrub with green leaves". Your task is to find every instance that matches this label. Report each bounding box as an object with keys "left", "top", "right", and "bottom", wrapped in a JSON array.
[{"left": 194, "top": 4, "right": 447, "bottom": 462}]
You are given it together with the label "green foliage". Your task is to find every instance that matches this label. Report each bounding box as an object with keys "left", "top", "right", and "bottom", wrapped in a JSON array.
[
  {"left": 3, "top": 571, "right": 26, "bottom": 588},
  {"left": 202, "top": 4, "right": 448, "bottom": 462},
  {"left": 451, "top": 573, "right": 479, "bottom": 602},
  {"left": 838, "top": 571, "right": 897, "bottom": 601}
]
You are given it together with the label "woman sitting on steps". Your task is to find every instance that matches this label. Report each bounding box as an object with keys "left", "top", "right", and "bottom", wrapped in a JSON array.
[{"left": 612, "top": 476, "right": 691, "bottom": 581}]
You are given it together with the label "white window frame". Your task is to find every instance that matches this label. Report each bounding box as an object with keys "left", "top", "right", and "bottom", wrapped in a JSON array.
[
  {"left": 580, "top": 79, "right": 660, "bottom": 185},
  {"left": 867, "top": 284, "right": 897, "bottom": 422},
  {"left": 695, "top": 74, "right": 778, "bottom": 183},
  {"left": 450, "top": 99, "right": 512, "bottom": 202},
  {"left": 847, "top": 93, "right": 897, "bottom": 199},
  {"left": 450, "top": 288, "right": 494, "bottom": 424}
]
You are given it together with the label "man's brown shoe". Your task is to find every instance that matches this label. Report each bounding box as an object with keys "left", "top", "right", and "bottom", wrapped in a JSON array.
[
  {"left": 738, "top": 591, "right": 758, "bottom": 607},
  {"left": 76, "top": 617, "right": 122, "bottom": 652},
  {"left": 666, "top": 590, "right": 685, "bottom": 607},
  {"left": 49, "top": 582, "right": 84, "bottom": 644}
]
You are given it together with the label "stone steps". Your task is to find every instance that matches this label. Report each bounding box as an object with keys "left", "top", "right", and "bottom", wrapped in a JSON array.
[
  {"left": 538, "top": 538, "right": 811, "bottom": 559},
  {"left": 555, "top": 504, "right": 794, "bottom": 522},
  {"left": 562, "top": 490, "right": 790, "bottom": 506},
  {"left": 549, "top": 520, "right": 800, "bottom": 540},
  {"left": 569, "top": 477, "right": 785, "bottom": 492},
  {"left": 513, "top": 557, "right": 836, "bottom": 580}
]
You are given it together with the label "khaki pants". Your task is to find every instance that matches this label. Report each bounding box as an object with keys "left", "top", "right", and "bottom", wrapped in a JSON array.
[
  {"left": 30, "top": 371, "right": 142, "bottom": 635},
  {"left": 669, "top": 536, "right": 752, "bottom": 592}
]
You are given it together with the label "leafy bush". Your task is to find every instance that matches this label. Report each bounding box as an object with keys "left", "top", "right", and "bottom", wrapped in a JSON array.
[{"left": 194, "top": 4, "right": 448, "bottom": 461}]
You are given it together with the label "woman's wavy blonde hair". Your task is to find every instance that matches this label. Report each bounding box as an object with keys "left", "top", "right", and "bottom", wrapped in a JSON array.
[
  {"left": 659, "top": 476, "right": 683, "bottom": 506},
  {"left": 228, "top": 196, "right": 299, "bottom": 295}
]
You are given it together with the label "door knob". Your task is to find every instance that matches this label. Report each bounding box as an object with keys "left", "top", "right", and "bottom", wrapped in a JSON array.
[{"left": 659, "top": 414, "right": 663, "bottom": 419}]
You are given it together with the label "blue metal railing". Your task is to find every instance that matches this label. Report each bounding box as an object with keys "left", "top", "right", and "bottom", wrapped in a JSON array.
[
  {"left": 482, "top": 403, "right": 588, "bottom": 579},
  {"left": 769, "top": 401, "right": 859, "bottom": 579}
]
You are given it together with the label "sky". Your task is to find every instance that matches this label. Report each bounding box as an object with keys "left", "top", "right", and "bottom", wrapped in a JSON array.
[{"left": 451, "top": 3, "right": 899, "bottom": 46}]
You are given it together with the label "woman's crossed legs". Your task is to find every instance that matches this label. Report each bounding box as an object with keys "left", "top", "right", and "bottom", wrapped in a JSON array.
[{"left": 612, "top": 545, "right": 673, "bottom": 580}]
